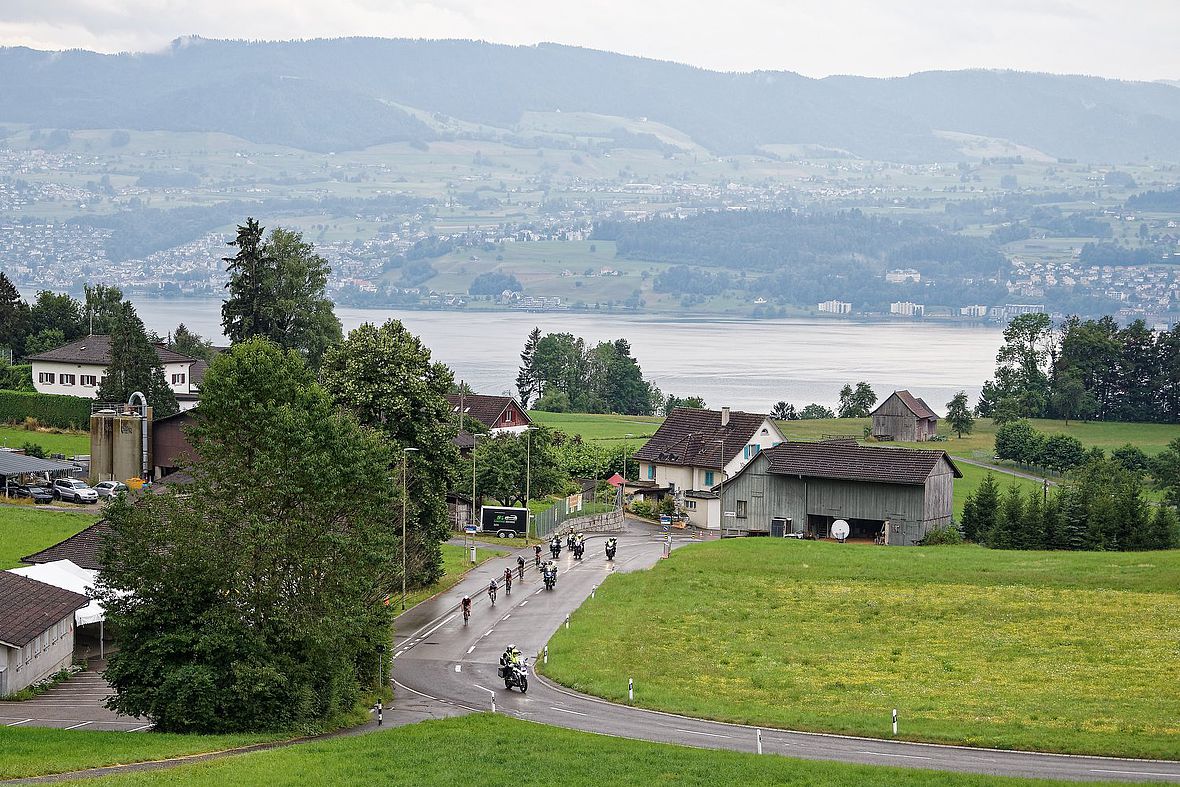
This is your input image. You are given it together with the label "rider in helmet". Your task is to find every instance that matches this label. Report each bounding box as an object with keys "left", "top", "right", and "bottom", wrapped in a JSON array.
[{"left": 461, "top": 595, "right": 472, "bottom": 613}]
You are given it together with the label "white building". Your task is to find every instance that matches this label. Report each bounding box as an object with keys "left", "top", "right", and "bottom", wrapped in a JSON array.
[
  {"left": 960, "top": 304, "right": 989, "bottom": 318},
  {"left": 27, "top": 335, "right": 202, "bottom": 410},
  {"left": 818, "top": 300, "right": 852, "bottom": 314},
  {"left": 890, "top": 301, "right": 925, "bottom": 317},
  {"left": 886, "top": 269, "right": 922, "bottom": 284},
  {"left": 631, "top": 406, "right": 786, "bottom": 530},
  {"left": 0, "top": 572, "right": 89, "bottom": 697}
]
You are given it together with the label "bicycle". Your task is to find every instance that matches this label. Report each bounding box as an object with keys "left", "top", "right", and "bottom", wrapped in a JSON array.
[
  {"left": 504, "top": 568, "right": 513, "bottom": 596},
  {"left": 461, "top": 599, "right": 471, "bottom": 626},
  {"left": 488, "top": 582, "right": 497, "bottom": 606},
  {"left": 517, "top": 557, "right": 525, "bottom": 581}
]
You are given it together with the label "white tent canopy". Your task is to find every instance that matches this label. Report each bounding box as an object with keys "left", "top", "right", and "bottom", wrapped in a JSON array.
[{"left": 8, "top": 560, "right": 103, "bottom": 625}]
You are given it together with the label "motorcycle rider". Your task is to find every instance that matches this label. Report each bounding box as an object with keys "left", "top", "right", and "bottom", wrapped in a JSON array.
[
  {"left": 550, "top": 536, "right": 561, "bottom": 558},
  {"left": 605, "top": 537, "right": 617, "bottom": 559}
]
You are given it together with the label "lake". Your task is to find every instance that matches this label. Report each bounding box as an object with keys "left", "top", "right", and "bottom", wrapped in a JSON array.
[{"left": 126, "top": 298, "right": 1002, "bottom": 412}]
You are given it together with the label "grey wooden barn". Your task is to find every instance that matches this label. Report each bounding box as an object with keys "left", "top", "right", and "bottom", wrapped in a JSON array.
[
  {"left": 871, "top": 390, "right": 939, "bottom": 442},
  {"left": 718, "top": 441, "right": 961, "bottom": 545}
]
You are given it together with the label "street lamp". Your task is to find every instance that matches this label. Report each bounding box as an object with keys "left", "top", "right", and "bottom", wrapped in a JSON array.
[
  {"left": 471, "top": 432, "right": 486, "bottom": 530},
  {"left": 524, "top": 426, "right": 537, "bottom": 507},
  {"left": 401, "top": 447, "right": 420, "bottom": 610},
  {"left": 621, "top": 433, "right": 635, "bottom": 507}
]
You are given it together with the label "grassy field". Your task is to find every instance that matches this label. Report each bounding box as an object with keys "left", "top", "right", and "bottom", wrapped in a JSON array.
[
  {"left": 60, "top": 714, "right": 1104, "bottom": 787},
  {"left": 530, "top": 411, "right": 663, "bottom": 443},
  {"left": 0, "top": 425, "right": 89, "bottom": 457},
  {"left": 0, "top": 505, "right": 98, "bottom": 569},
  {"left": 401, "top": 543, "right": 507, "bottom": 610},
  {"left": 543, "top": 539, "right": 1180, "bottom": 759},
  {"left": 0, "top": 728, "right": 284, "bottom": 781}
]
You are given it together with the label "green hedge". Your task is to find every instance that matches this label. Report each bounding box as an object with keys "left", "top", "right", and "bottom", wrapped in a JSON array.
[{"left": 0, "top": 390, "right": 92, "bottom": 430}]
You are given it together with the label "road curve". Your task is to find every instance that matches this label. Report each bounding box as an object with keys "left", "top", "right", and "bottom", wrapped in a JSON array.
[{"left": 391, "top": 529, "right": 1180, "bottom": 783}]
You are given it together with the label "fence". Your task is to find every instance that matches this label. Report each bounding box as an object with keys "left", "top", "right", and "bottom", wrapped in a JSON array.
[{"left": 532, "top": 499, "right": 621, "bottom": 539}]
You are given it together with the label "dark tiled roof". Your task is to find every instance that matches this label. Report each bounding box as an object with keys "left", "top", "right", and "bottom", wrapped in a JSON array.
[
  {"left": 188, "top": 360, "right": 209, "bottom": 388},
  {"left": 0, "top": 572, "right": 90, "bottom": 648},
  {"left": 761, "top": 441, "right": 961, "bottom": 485},
  {"left": 0, "top": 451, "right": 78, "bottom": 478},
  {"left": 22, "top": 521, "right": 111, "bottom": 571},
  {"left": 453, "top": 430, "right": 476, "bottom": 450},
  {"left": 872, "top": 390, "right": 939, "bottom": 421},
  {"left": 26, "top": 335, "right": 197, "bottom": 366},
  {"left": 444, "top": 394, "right": 527, "bottom": 430},
  {"left": 633, "top": 408, "right": 771, "bottom": 470}
]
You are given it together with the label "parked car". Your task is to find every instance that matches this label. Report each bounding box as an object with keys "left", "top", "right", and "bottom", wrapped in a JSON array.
[
  {"left": 13, "top": 484, "right": 54, "bottom": 504},
  {"left": 94, "top": 481, "right": 129, "bottom": 499},
  {"left": 52, "top": 477, "right": 99, "bottom": 504}
]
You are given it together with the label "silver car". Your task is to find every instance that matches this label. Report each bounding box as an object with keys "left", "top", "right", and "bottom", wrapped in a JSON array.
[
  {"left": 53, "top": 477, "right": 99, "bottom": 504},
  {"left": 94, "top": 481, "right": 129, "bottom": 499}
]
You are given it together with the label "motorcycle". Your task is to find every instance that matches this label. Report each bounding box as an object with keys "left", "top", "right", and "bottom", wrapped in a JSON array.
[
  {"left": 573, "top": 542, "right": 585, "bottom": 560},
  {"left": 550, "top": 542, "right": 561, "bottom": 559},
  {"left": 605, "top": 542, "right": 616, "bottom": 560},
  {"left": 498, "top": 659, "right": 529, "bottom": 692},
  {"left": 543, "top": 566, "right": 557, "bottom": 590}
]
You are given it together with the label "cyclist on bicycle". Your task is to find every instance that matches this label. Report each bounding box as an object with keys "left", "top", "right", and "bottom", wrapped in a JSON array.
[
  {"left": 517, "top": 555, "right": 525, "bottom": 579},
  {"left": 503, "top": 566, "right": 513, "bottom": 595},
  {"left": 461, "top": 595, "right": 472, "bottom": 623},
  {"left": 488, "top": 579, "right": 497, "bottom": 605},
  {"left": 534, "top": 544, "right": 542, "bottom": 566}
]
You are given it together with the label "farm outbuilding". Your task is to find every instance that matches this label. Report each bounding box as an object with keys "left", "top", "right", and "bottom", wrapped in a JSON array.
[
  {"left": 871, "top": 390, "right": 939, "bottom": 442},
  {"left": 718, "top": 441, "right": 961, "bottom": 545}
]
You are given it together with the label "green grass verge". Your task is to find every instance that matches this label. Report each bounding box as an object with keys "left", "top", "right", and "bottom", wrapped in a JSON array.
[
  {"left": 68, "top": 714, "right": 1099, "bottom": 787},
  {"left": 401, "top": 543, "right": 507, "bottom": 610},
  {"left": 0, "top": 727, "right": 283, "bottom": 780},
  {"left": 543, "top": 540, "right": 1180, "bottom": 759},
  {"left": 0, "top": 505, "right": 98, "bottom": 568},
  {"left": 529, "top": 411, "right": 663, "bottom": 443},
  {"left": 0, "top": 425, "right": 89, "bottom": 456}
]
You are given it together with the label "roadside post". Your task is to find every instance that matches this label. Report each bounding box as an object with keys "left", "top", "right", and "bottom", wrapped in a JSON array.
[
  {"left": 465, "top": 524, "right": 477, "bottom": 564},
  {"left": 892, "top": 708, "right": 898, "bottom": 736},
  {"left": 757, "top": 728, "right": 763, "bottom": 754},
  {"left": 592, "top": 584, "right": 597, "bottom": 599},
  {"left": 544, "top": 645, "right": 549, "bottom": 664},
  {"left": 565, "top": 613, "right": 570, "bottom": 629},
  {"left": 377, "top": 699, "right": 383, "bottom": 726},
  {"left": 628, "top": 677, "right": 634, "bottom": 703}
]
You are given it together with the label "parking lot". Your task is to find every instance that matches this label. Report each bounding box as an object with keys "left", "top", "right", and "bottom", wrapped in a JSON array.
[{"left": 1, "top": 660, "right": 148, "bottom": 732}]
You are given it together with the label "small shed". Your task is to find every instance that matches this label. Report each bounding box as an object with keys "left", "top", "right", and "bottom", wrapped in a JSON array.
[
  {"left": 871, "top": 390, "right": 939, "bottom": 442},
  {"left": 0, "top": 572, "right": 89, "bottom": 697}
]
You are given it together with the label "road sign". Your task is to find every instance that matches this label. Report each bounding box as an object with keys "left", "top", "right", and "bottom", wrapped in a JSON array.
[{"left": 464, "top": 525, "right": 477, "bottom": 534}]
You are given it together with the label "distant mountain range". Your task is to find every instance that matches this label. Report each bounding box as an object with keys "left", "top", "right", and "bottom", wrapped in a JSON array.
[{"left": 3, "top": 37, "right": 1180, "bottom": 162}]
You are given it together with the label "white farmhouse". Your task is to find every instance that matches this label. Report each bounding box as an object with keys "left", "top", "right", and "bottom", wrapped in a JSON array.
[
  {"left": 631, "top": 406, "right": 786, "bottom": 530},
  {"left": 27, "top": 335, "right": 203, "bottom": 410}
]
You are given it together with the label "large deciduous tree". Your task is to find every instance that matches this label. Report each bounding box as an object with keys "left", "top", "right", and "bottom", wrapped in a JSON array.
[
  {"left": 320, "top": 320, "right": 459, "bottom": 586},
  {"left": 96, "top": 302, "right": 178, "bottom": 416},
  {"left": 472, "top": 428, "right": 565, "bottom": 507},
  {"left": 222, "top": 218, "right": 343, "bottom": 368},
  {"left": 837, "top": 381, "right": 877, "bottom": 418},
  {"left": 945, "top": 391, "right": 974, "bottom": 438},
  {"left": 98, "top": 339, "right": 399, "bottom": 733}
]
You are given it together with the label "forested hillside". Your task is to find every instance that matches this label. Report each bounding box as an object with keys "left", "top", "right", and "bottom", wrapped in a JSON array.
[{"left": 3, "top": 38, "right": 1180, "bottom": 161}]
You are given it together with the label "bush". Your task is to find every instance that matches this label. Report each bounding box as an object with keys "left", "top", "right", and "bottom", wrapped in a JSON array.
[
  {"left": 919, "top": 525, "right": 964, "bottom": 545},
  {"left": 19, "top": 442, "right": 46, "bottom": 458},
  {"left": 628, "top": 500, "right": 655, "bottom": 519},
  {"left": 0, "top": 391, "right": 91, "bottom": 430}
]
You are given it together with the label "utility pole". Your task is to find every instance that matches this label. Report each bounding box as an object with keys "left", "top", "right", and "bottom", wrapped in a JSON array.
[{"left": 401, "top": 447, "right": 419, "bottom": 610}]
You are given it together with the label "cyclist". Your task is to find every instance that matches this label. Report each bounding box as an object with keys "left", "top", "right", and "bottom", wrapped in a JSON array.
[
  {"left": 517, "top": 555, "right": 526, "bottom": 580},
  {"left": 461, "top": 595, "right": 472, "bottom": 625},
  {"left": 534, "top": 544, "right": 542, "bottom": 567},
  {"left": 503, "top": 566, "right": 514, "bottom": 595},
  {"left": 487, "top": 579, "right": 497, "bottom": 605}
]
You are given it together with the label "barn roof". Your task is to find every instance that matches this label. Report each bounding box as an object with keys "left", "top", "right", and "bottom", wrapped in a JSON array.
[
  {"left": 633, "top": 408, "right": 773, "bottom": 470},
  {"left": 872, "top": 390, "right": 939, "bottom": 421},
  {"left": 760, "top": 441, "right": 961, "bottom": 485},
  {"left": 0, "top": 572, "right": 90, "bottom": 648},
  {"left": 444, "top": 394, "right": 528, "bottom": 430},
  {"left": 22, "top": 520, "right": 111, "bottom": 571}
]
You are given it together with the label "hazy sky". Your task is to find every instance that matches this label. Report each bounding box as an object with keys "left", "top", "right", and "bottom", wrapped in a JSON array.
[{"left": 1, "top": 0, "right": 1177, "bottom": 82}]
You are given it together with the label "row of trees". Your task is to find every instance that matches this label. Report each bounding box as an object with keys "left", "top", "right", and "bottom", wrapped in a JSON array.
[
  {"left": 516, "top": 329, "right": 662, "bottom": 415},
  {"left": 98, "top": 219, "right": 466, "bottom": 734},
  {"left": 978, "top": 312, "right": 1180, "bottom": 424},
  {"left": 961, "top": 460, "right": 1179, "bottom": 551},
  {"left": 993, "top": 421, "right": 1087, "bottom": 472}
]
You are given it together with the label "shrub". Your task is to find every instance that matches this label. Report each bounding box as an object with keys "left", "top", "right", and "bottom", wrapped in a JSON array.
[
  {"left": 919, "top": 525, "right": 964, "bottom": 545},
  {"left": 19, "top": 441, "right": 46, "bottom": 458},
  {"left": 0, "top": 391, "right": 91, "bottom": 430},
  {"left": 629, "top": 500, "right": 655, "bottom": 519}
]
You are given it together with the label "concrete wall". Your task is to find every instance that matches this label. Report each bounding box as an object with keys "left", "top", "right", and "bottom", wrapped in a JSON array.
[
  {"left": 562, "top": 508, "right": 624, "bottom": 533},
  {"left": 0, "top": 614, "right": 74, "bottom": 697}
]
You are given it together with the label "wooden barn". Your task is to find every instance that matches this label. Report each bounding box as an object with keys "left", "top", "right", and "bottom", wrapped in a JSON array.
[
  {"left": 871, "top": 390, "right": 939, "bottom": 442},
  {"left": 718, "top": 441, "right": 961, "bottom": 545}
]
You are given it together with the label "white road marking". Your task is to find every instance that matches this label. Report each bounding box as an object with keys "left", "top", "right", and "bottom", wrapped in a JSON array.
[
  {"left": 412, "top": 613, "right": 457, "bottom": 643},
  {"left": 484, "top": 630, "right": 494, "bottom": 637},
  {"left": 549, "top": 707, "right": 588, "bottom": 716},
  {"left": 674, "top": 728, "right": 733, "bottom": 739},
  {"left": 502, "top": 614, "right": 511, "bottom": 621},
  {"left": 467, "top": 645, "right": 476, "bottom": 654},
  {"left": 127, "top": 724, "right": 153, "bottom": 732},
  {"left": 393, "top": 649, "right": 405, "bottom": 659},
  {"left": 6, "top": 719, "right": 32, "bottom": 726},
  {"left": 1090, "top": 769, "right": 1180, "bottom": 778},
  {"left": 858, "top": 751, "right": 932, "bottom": 760},
  {"left": 534, "top": 588, "right": 544, "bottom": 595},
  {"left": 64, "top": 721, "right": 93, "bottom": 730},
  {"left": 520, "top": 600, "right": 528, "bottom": 605},
  {"left": 455, "top": 665, "right": 462, "bottom": 673}
]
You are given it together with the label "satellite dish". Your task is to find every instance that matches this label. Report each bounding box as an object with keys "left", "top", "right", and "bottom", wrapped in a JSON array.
[{"left": 831, "top": 520, "right": 850, "bottom": 542}]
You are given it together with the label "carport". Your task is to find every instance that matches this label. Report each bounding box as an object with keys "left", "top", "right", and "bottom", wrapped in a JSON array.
[
  {"left": 8, "top": 560, "right": 110, "bottom": 658},
  {"left": 0, "top": 451, "right": 80, "bottom": 497}
]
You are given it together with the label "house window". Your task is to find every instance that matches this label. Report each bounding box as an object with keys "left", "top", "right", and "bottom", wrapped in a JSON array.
[
  {"left": 752, "top": 444, "right": 761, "bottom": 456},
  {"left": 647, "top": 464, "right": 656, "bottom": 480},
  {"left": 38, "top": 372, "right": 55, "bottom": 384},
  {"left": 172, "top": 373, "right": 186, "bottom": 385},
  {"left": 743, "top": 446, "right": 749, "bottom": 459},
  {"left": 736, "top": 500, "right": 748, "bottom": 519},
  {"left": 705, "top": 471, "right": 715, "bottom": 486},
  {"left": 60, "top": 374, "right": 75, "bottom": 386},
  {"left": 80, "top": 375, "right": 97, "bottom": 387},
  {"left": 686, "top": 500, "right": 697, "bottom": 510}
]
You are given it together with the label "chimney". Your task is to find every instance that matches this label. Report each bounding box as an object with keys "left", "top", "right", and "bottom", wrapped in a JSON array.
[{"left": 721, "top": 406, "right": 730, "bottom": 427}]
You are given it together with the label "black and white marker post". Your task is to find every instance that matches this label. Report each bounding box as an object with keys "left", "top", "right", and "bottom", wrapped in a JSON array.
[{"left": 892, "top": 708, "right": 897, "bottom": 736}]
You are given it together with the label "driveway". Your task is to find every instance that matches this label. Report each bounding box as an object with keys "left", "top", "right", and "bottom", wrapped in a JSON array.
[{"left": 0, "top": 660, "right": 148, "bottom": 732}]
